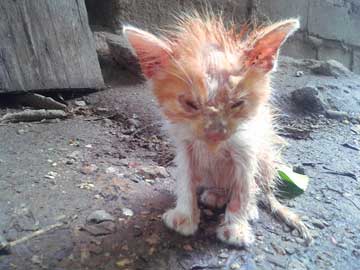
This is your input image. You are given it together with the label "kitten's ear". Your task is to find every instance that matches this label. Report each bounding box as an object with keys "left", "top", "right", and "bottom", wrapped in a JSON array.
[
  {"left": 245, "top": 19, "right": 299, "bottom": 73},
  {"left": 123, "top": 26, "right": 171, "bottom": 79}
]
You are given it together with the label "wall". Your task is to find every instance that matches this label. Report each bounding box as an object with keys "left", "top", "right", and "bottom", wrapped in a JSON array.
[{"left": 85, "top": 0, "right": 360, "bottom": 74}]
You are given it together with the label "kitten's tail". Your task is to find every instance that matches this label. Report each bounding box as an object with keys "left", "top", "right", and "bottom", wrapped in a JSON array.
[{"left": 262, "top": 191, "right": 313, "bottom": 246}]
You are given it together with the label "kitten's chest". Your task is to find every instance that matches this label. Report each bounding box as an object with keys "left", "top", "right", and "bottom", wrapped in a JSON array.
[{"left": 188, "top": 141, "right": 235, "bottom": 185}]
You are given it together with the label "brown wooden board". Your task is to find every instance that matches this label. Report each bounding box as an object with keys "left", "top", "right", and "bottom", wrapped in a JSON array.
[{"left": 0, "top": 0, "right": 104, "bottom": 93}]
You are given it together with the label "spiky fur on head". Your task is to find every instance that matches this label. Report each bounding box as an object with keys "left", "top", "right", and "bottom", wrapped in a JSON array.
[{"left": 124, "top": 13, "right": 298, "bottom": 147}]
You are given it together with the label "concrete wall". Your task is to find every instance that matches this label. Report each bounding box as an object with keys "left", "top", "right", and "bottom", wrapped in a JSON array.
[{"left": 85, "top": 0, "right": 360, "bottom": 74}]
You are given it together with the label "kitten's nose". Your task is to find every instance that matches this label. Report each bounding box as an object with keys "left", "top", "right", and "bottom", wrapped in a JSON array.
[{"left": 204, "top": 120, "right": 227, "bottom": 142}]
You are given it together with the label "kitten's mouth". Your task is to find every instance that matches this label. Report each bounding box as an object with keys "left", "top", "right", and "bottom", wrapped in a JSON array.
[{"left": 204, "top": 133, "right": 228, "bottom": 152}]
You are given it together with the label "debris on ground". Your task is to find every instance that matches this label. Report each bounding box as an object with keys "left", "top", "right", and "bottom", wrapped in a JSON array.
[
  {"left": 1, "top": 109, "right": 67, "bottom": 123},
  {"left": 15, "top": 93, "right": 67, "bottom": 110}
]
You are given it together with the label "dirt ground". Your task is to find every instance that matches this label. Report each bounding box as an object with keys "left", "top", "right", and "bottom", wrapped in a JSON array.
[{"left": 1, "top": 57, "right": 360, "bottom": 270}]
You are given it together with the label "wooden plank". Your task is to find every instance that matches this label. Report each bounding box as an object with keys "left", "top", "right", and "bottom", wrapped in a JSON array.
[{"left": 0, "top": 0, "right": 104, "bottom": 93}]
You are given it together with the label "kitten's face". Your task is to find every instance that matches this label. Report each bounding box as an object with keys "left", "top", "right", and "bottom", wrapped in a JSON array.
[
  {"left": 152, "top": 54, "right": 270, "bottom": 146},
  {"left": 124, "top": 17, "right": 299, "bottom": 146}
]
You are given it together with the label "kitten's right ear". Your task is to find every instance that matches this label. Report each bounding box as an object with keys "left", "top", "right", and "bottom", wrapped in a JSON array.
[{"left": 123, "top": 26, "right": 171, "bottom": 79}]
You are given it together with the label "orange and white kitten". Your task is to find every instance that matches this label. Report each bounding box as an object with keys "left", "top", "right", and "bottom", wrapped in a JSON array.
[{"left": 124, "top": 14, "right": 312, "bottom": 247}]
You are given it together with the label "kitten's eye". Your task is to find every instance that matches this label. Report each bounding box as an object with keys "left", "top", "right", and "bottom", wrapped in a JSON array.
[
  {"left": 185, "top": 100, "right": 199, "bottom": 111},
  {"left": 231, "top": 100, "right": 245, "bottom": 109},
  {"left": 178, "top": 95, "right": 200, "bottom": 113}
]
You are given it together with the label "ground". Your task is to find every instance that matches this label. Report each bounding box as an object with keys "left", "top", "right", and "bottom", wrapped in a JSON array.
[{"left": 0, "top": 57, "right": 360, "bottom": 270}]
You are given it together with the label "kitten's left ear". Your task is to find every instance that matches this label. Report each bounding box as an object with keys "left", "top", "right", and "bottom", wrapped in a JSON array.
[
  {"left": 123, "top": 26, "right": 171, "bottom": 79},
  {"left": 245, "top": 19, "right": 299, "bottom": 73}
]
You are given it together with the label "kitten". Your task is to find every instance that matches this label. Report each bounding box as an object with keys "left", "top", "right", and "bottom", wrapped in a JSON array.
[{"left": 123, "top": 13, "right": 312, "bottom": 247}]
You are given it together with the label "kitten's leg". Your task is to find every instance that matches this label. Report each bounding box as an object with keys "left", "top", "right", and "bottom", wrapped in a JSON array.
[
  {"left": 257, "top": 154, "right": 313, "bottom": 245},
  {"left": 217, "top": 165, "right": 256, "bottom": 247},
  {"left": 200, "top": 189, "right": 227, "bottom": 209},
  {"left": 162, "top": 146, "right": 200, "bottom": 236}
]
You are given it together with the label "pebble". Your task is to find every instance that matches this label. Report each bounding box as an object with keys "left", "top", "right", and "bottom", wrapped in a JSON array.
[
  {"left": 45, "top": 171, "right": 58, "bottom": 179},
  {"left": 137, "top": 165, "right": 169, "bottom": 179},
  {"left": 74, "top": 100, "right": 86, "bottom": 106},
  {"left": 115, "top": 258, "right": 132, "bottom": 269},
  {"left": 122, "top": 208, "right": 134, "bottom": 217},
  {"left": 0, "top": 234, "right": 9, "bottom": 252},
  {"left": 293, "top": 164, "right": 306, "bottom": 175},
  {"left": 295, "top": 70, "right": 304, "bottom": 77},
  {"left": 105, "top": 166, "right": 119, "bottom": 174},
  {"left": 81, "top": 164, "right": 98, "bottom": 175},
  {"left": 218, "top": 251, "right": 229, "bottom": 259},
  {"left": 325, "top": 110, "right": 348, "bottom": 121},
  {"left": 87, "top": 210, "right": 114, "bottom": 224},
  {"left": 230, "top": 262, "right": 241, "bottom": 269}
]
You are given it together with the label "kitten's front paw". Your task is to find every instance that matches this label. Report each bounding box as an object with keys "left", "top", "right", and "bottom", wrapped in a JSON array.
[
  {"left": 217, "top": 221, "right": 255, "bottom": 247},
  {"left": 200, "top": 190, "right": 227, "bottom": 209},
  {"left": 162, "top": 208, "right": 198, "bottom": 236}
]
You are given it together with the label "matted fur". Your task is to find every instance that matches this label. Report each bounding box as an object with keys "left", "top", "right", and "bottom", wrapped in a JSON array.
[{"left": 124, "top": 12, "right": 312, "bottom": 247}]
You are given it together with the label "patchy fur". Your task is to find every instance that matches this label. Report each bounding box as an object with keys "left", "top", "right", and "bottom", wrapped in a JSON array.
[{"left": 124, "top": 12, "right": 312, "bottom": 247}]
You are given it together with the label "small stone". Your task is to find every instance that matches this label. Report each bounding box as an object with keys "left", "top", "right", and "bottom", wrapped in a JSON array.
[
  {"left": 230, "top": 262, "right": 241, "bottom": 269},
  {"left": 85, "top": 144, "right": 92, "bottom": 148},
  {"left": 74, "top": 100, "right": 86, "bottom": 106},
  {"left": 78, "top": 182, "right": 95, "bottom": 190},
  {"left": 94, "top": 194, "right": 101, "bottom": 199},
  {"left": 325, "top": 110, "right": 348, "bottom": 121},
  {"left": 87, "top": 210, "right": 114, "bottom": 224},
  {"left": 295, "top": 71, "right": 304, "bottom": 77},
  {"left": 81, "top": 164, "right": 98, "bottom": 175},
  {"left": 31, "top": 255, "right": 42, "bottom": 265},
  {"left": 67, "top": 151, "right": 81, "bottom": 160},
  {"left": 17, "top": 129, "right": 26, "bottom": 135},
  {"left": 218, "top": 251, "right": 229, "bottom": 259},
  {"left": 45, "top": 171, "right": 58, "bottom": 179},
  {"left": 115, "top": 258, "right": 132, "bottom": 269},
  {"left": 128, "top": 118, "right": 141, "bottom": 128},
  {"left": 293, "top": 165, "right": 306, "bottom": 175},
  {"left": 145, "top": 179, "right": 155, "bottom": 185},
  {"left": 106, "top": 166, "right": 119, "bottom": 174},
  {"left": 137, "top": 165, "right": 169, "bottom": 179},
  {"left": 0, "top": 234, "right": 9, "bottom": 252},
  {"left": 122, "top": 208, "right": 134, "bottom": 217}
]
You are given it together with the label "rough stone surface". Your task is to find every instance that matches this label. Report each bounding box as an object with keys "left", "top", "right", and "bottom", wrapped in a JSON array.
[
  {"left": 87, "top": 210, "right": 115, "bottom": 224},
  {"left": 291, "top": 87, "right": 326, "bottom": 113},
  {"left": 311, "top": 60, "right": 350, "bottom": 77}
]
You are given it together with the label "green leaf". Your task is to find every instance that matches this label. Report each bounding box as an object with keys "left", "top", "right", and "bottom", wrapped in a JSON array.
[{"left": 277, "top": 166, "right": 309, "bottom": 198}]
